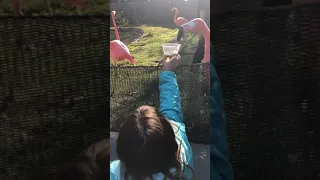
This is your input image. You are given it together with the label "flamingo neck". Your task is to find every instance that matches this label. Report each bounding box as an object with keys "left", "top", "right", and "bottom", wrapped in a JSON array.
[
  {"left": 173, "top": 9, "right": 178, "bottom": 21},
  {"left": 111, "top": 12, "right": 120, "bottom": 41},
  {"left": 201, "top": 24, "right": 210, "bottom": 63},
  {"left": 13, "top": 0, "right": 21, "bottom": 16}
]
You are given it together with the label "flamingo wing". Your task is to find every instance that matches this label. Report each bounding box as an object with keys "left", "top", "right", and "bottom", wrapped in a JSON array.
[
  {"left": 115, "top": 40, "right": 130, "bottom": 53},
  {"left": 118, "top": 44, "right": 134, "bottom": 61},
  {"left": 110, "top": 41, "right": 131, "bottom": 60},
  {"left": 110, "top": 41, "right": 124, "bottom": 60}
]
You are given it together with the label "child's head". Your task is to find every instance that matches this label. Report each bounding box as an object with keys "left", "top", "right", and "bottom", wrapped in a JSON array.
[
  {"left": 117, "top": 105, "right": 182, "bottom": 179},
  {"left": 58, "top": 138, "right": 109, "bottom": 180}
]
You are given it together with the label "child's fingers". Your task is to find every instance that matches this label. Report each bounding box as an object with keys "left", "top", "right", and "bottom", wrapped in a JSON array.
[
  {"left": 171, "top": 54, "right": 181, "bottom": 61},
  {"left": 171, "top": 55, "right": 181, "bottom": 65}
]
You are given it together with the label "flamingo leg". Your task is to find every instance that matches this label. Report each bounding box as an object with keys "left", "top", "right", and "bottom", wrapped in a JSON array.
[
  {"left": 13, "top": 0, "right": 23, "bottom": 16},
  {"left": 112, "top": 60, "right": 119, "bottom": 78}
]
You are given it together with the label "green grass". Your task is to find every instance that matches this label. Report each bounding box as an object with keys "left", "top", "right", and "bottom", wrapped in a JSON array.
[
  {"left": 129, "top": 26, "right": 177, "bottom": 66},
  {"left": 110, "top": 25, "right": 200, "bottom": 66}
]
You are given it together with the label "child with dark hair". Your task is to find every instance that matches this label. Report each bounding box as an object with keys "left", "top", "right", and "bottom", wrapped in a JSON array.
[{"left": 110, "top": 55, "right": 196, "bottom": 179}]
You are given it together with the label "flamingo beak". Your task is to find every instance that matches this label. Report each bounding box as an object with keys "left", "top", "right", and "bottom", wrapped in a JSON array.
[{"left": 131, "top": 57, "right": 136, "bottom": 65}]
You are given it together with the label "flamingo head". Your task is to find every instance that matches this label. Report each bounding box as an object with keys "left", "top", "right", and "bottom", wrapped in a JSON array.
[
  {"left": 112, "top": 11, "right": 116, "bottom": 16},
  {"left": 128, "top": 56, "right": 136, "bottom": 64},
  {"left": 177, "top": 18, "right": 206, "bottom": 41},
  {"left": 171, "top": 7, "right": 178, "bottom": 12}
]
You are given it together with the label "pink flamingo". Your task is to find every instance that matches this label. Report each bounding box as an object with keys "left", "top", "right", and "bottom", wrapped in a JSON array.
[
  {"left": 177, "top": 18, "right": 210, "bottom": 86},
  {"left": 110, "top": 11, "right": 136, "bottom": 65},
  {"left": 171, "top": 7, "right": 188, "bottom": 27}
]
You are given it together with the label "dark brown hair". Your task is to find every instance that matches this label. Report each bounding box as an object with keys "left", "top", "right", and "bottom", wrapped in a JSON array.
[
  {"left": 57, "top": 138, "right": 110, "bottom": 180},
  {"left": 117, "top": 105, "right": 193, "bottom": 179}
]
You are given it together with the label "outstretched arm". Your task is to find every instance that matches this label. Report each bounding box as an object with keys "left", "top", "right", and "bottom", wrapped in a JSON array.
[
  {"left": 159, "top": 71, "right": 183, "bottom": 123},
  {"left": 210, "top": 45, "right": 234, "bottom": 180}
]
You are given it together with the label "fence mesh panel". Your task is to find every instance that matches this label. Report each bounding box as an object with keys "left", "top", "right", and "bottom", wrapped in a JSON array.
[
  {"left": 0, "top": 16, "right": 109, "bottom": 179},
  {"left": 213, "top": 4, "right": 320, "bottom": 180},
  {"left": 110, "top": 63, "right": 210, "bottom": 144}
]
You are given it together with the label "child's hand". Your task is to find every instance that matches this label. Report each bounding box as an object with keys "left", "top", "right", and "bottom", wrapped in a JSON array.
[{"left": 162, "top": 54, "right": 181, "bottom": 72}]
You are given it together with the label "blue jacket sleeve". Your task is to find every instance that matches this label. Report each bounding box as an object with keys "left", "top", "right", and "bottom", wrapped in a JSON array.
[
  {"left": 210, "top": 45, "right": 234, "bottom": 180},
  {"left": 159, "top": 71, "right": 183, "bottom": 123}
]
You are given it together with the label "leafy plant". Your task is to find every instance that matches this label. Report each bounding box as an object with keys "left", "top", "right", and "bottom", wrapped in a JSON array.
[{"left": 114, "top": 10, "right": 129, "bottom": 27}]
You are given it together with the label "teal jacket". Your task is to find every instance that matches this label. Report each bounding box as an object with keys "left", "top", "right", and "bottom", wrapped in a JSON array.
[
  {"left": 110, "top": 71, "right": 193, "bottom": 180},
  {"left": 210, "top": 46, "right": 234, "bottom": 180}
]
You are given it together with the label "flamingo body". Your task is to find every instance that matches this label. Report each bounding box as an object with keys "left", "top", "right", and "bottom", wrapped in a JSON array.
[
  {"left": 178, "top": 18, "right": 210, "bottom": 62},
  {"left": 174, "top": 17, "right": 189, "bottom": 27},
  {"left": 177, "top": 18, "right": 210, "bottom": 86},
  {"left": 171, "top": 7, "right": 188, "bottom": 27},
  {"left": 110, "top": 11, "right": 136, "bottom": 65},
  {"left": 110, "top": 40, "right": 136, "bottom": 65}
]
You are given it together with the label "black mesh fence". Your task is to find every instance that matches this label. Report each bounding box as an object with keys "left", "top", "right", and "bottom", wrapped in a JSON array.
[
  {"left": 0, "top": 16, "right": 109, "bottom": 179},
  {"left": 2, "top": 4, "right": 319, "bottom": 180},
  {"left": 213, "top": 4, "right": 320, "bottom": 180},
  {"left": 110, "top": 63, "right": 210, "bottom": 144}
]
